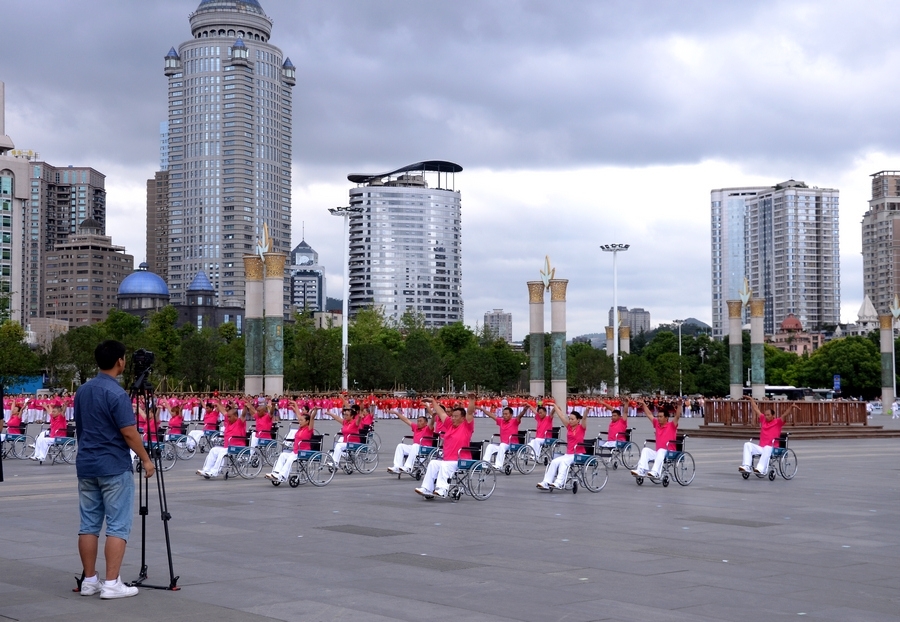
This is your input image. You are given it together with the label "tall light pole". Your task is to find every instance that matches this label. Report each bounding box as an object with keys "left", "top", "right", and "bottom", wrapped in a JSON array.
[
  {"left": 674, "top": 319, "right": 684, "bottom": 397},
  {"left": 329, "top": 206, "right": 363, "bottom": 391},
  {"left": 600, "top": 244, "right": 629, "bottom": 396},
  {"left": 891, "top": 295, "right": 900, "bottom": 410}
]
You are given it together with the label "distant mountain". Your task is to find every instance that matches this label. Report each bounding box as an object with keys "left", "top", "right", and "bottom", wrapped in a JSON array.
[
  {"left": 683, "top": 318, "right": 710, "bottom": 329},
  {"left": 326, "top": 297, "right": 342, "bottom": 312}
]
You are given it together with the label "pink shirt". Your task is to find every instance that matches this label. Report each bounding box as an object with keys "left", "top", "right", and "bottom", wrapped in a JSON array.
[
  {"left": 607, "top": 418, "right": 627, "bottom": 442},
  {"left": 255, "top": 413, "right": 274, "bottom": 439},
  {"left": 759, "top": 417, "right": 784, "bottom": 448},
  {"left": 566, "top": 423, "right": 586, "bottom": 455},
  {"left": 497, "top": 417, "right": 521, "bottom": 444},
  {"left": 535, "top": 413, "right": 554, "bottom": 439},
  {"left": 341, "top": 419, "right": 361, "bottom": 441},
  {"left": 168, "top": 414, "right": 184, "bottom": 432},
  {"left": 6, "top": 414, "right": 22, "bottom": 434},
  {"left": 653, "top": 419, "right": 678, "bottom": 451},
  {"left": 412, "top": 423, "right": 434, "bottom": 446},
  {"left": 292, "top": 426, "right": 313, "bottom": 452},
  {"left": 50, "top": 414, "right": 67, "bottom": 438},
  {"left": 203, "top": 409, "right": 219, "bottom": 431},
  {"left": 443, "top": 419, "right": 474, "bottom": 460},
  {"left": 224, "top": 418, "right": 247, "bottom": 447},
  {"left": 360, "top": 412, "right": 374, "bottom": 427}
]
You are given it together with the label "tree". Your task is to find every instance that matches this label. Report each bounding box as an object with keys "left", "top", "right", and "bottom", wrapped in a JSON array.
[
  {"left": 287, "top": 324, "right": 341, "bottom": 390},
  {"left": 490, "top": 339, "right": 525, "bottom": 393},
  {"left": 398, "top": 331, "right": 444, "bottom": 391},
  {"left": 216, "top": 335, "right": 245, "bottom": 391},
  {"left": 63, "top": 324, "right": 104, "bottom": 384},
  {"left": 571, "top": 347, "right": 612, "bottom": 393},
  {"left": 619, "top": 353, "right": 656, "bottom": 394},
  {"left": 0, "top": 321, "right": 40, "bottom": 387},
  {"left": 452, "top": 346, "right": 498, "bottom": 392},
  {"left": 764, "top": 344, "right": 800, "bottom": 386},
  {"left": 349, "top": 343, "right": 397, "bottom": 390},
  {"left": 144, "top": 306, "right": 180, "bottom": 380},
  {"left": 653, "top": 352, "right": 682, "bottom": 395},
  {"left": 793, "top": 336, "right": 881, "bottom": 399},
  {"left": 179, "top": 328, "right": 219, "bottom": 391}
]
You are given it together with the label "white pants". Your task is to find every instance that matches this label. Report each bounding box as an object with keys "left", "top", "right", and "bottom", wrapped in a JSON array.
[
  {"left": 270, "top": 451, "right": 297, "bottom": 481},
  {"left": 483, "top": 443, "right": 509, "bottom": 468},
  {"left": 422, "top": 459, "right": 458, "bottom": 494},
  {"left": 529, "top": 438, "right": 547, "bottom": 460},
  {"left": 200, "top": 446, "right": 227, "bottom": 476},
  {"left": 392, "top": 443, "right": 420, "bottom": 471},
  {"left": 600, "top": 440, "right": 619, "bottom": 448},
  {"left": 541, "top": 454, "right": 575, "bottom": 487},
  {"left": 188, "top": 430, "right": 206, "bottom": 445},
  {"left": 742, "top": 442, "right": 774, "bottom": 473},
  {"left": 636, "top": 447, "right": 667, "bottom": 476},
  {"left": 33, "top": 431, "right": 53, "bottom": 461}
]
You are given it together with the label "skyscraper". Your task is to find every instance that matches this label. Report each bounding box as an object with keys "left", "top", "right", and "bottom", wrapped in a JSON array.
[
  {"left": 711, "top": 180, "right": 840, "bottom": 338},
  {"left": 289, "top": 239, "right": 325, "bottom": 312},
  {"left": 0, "top": 81, "right": 28, "bottom": 323},
  {"left": 146, "top": 171, "right": 169, "bottom": 281},
  {"left": 861, "top": 171, "right": 900, "bottom": 314},
  {"left": 162, "top": 0, "right": 295, "bottom": 310},
  {"left": 484, "top": 309, "right": 512, "bottom": 342},
  {"left": 346, "top": 161, "right": 463, "bottom": 328}
]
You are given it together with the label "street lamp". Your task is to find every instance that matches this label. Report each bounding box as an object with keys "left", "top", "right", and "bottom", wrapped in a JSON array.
[
  {"left": 673, "top": 319, "right": 684, "bottom": 397},
  {"left": 600, "top": 243, "right": 629, "bottom": 396},
  {"left": 329, "top": 205, "right": 363, "bottom": 391},
  {"left": 890, "top": 295, "right": 900, "bottom": 410}
]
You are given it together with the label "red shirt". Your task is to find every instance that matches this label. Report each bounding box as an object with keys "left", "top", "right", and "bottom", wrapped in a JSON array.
[
  {"left": 292, "top": 426, "right": 313, "bottom": 452},
  {"left": 497, "top": 417, "right": 521, "bottom": 444},
  {"left": 535, "top": 413, "right": 553, "bottom": 439},
  {"left": 203, "top": 409, "right": 219, "bottom": 431},
  {"left": 168, "top": 414, "right": 184, "bottom": 432},
  {"left": 255, "top": 413, "right": 274, "bottom": 440},
  {"left": 566, "top": 423, "right": 586, "bottom": 455},
  {"left": 412, "top": 423, "right": 434, "bottom": 446},
  {"left": 607, "top": 418, "right": 627, "bottom": 442},
  {"left": 341, "top": 419, "right": 360, "bottom": 441},
  {"left": 224, "top": 418, "right": 247, "bottom": 447},
  {"left": 443, "top": 419, "right": 474, "bottom": 460},
  {"left": 6, "top": 414, "right": 22, "bottom": 434},
  {"left": 360, "top": 412, "right": 374, "bottom": 427},
  {"left": 759, "top": 417, "right": 784, "bottom": 448},
  {"left": 653, "top": 419, "right": 678, "bottom": 451},
  {"left": 50, "top": 414, "right": 67, "bottom": 438}
]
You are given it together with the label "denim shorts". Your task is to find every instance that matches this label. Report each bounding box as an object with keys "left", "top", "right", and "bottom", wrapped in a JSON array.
[{"left": 78, "top": 471, "right": 134, "bottom": 540}]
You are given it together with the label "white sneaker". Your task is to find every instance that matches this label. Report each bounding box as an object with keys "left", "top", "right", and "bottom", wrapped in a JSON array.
[
  {"left": 80, "top": 575, "right": 101, "bottom": 596},
  {"left": 536, "top": 482, "right": 550, "bottom": 490},
  {"left": 434, "top": 489, "right": 448, "bottom": 498},
  {"left": 100, "top": 577, "right": 138, "bottom": 599},
  {"left": 387, "top": 467, "right": 399, "bottom": 474},
  {"left": 631, "top": 469, "right": 646, "bottom": 477},
  {"left": 738, "top": 465, "right": 751, "bottom": 473},
  {"left": 415, "top": 487, "right": 434, "bottom": 499}
]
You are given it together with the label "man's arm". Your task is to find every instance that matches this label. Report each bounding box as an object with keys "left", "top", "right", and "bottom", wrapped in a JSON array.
[
  {"left": 465, "top": 394, "right": 477, "bottom": 423},
  {"left": 121, "top": 425, "right": 155, "bottom": 478}
]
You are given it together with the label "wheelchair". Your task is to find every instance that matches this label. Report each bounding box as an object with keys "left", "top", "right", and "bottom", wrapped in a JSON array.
[
  {"left": 392, "top": 434, "right": 439, "bottom": 480},
  {"left": 252, "top": 421, "right": 282, "bottom": 467},
  {"left": 527, "top": 426, "right": 561, "bottom": 467},
  {"left": 741, "top": 433, "right": 797, "bottom": 481},
  {"left": 44, "top": 424, "right": 77, "bottom": 465},
  {"left": 331, "top": 427, "right": 378, "bottom": 474},
  {"left": 1, "top": 428, "right": 36, "bottom": 459},
  {"left": 541, "top": 439, "right": 609, "bottom": 494},
  {"left": 364, "top": 422, "right": 382, "bottom": 453},
  {"left": 212, "top": 432, "right": 262, "bottom": 480},
  {"left": 196, "top": 428, "right": 223, "bottom": 454},
  {"left": 163, "top": 424, "right": 197, "bottom": 460},
  {"left": 278, "top": 434, "right": 337, "bottom": 488},
  {"left": 595, "top": 428, "right": 639, "bottom": 470},
  {"left": 445, "top": 445, "right": 496, "bottom": 501},
  {"left": 134, "top": 439, "right": 178, "bottom": 472},
  {"left": 484, "top": 430, "right": 537, "bottom": 475},
  {"left": 633, "top": 434, "right": 695, "bottom": 487}
]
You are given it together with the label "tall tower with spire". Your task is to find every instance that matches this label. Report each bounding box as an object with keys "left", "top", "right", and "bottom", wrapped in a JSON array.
[{"left": 162, "top": 0, "right": 295, "bottom": 312}]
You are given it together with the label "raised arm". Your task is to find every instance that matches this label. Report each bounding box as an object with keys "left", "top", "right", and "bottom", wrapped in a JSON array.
[
  {"left": 391, "top": 407, "right": 412, "bottom": 426},
  {"left": 746, "top": 395, "right": 762, "bottom": 424},
  {"left": 637, "top": 399, "right": 654, "bottom": 422},
  {"left": 465, "top": 394, "right": 477, "bottom": 423},
  {"left": 517, "top": 403, "right": 531, "bottom": 421},
  {"left": 551, "top": 402, "right": 567, "bottom": 424},
  {"left": 478, "top": 406, "right": 499, "bottom": 422},
  {"left": 671, "top": 401, "right": 682, "bottom": 425}
]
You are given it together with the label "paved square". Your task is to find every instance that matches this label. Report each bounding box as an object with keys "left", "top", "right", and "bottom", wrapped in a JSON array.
[{"left": 1, "top": 417, "right": 898, "bottom": 621}]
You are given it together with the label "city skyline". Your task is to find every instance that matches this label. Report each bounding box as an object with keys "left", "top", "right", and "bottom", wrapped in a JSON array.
[{"left": 2, "top": 1, "right": 897, "bottom": 339}]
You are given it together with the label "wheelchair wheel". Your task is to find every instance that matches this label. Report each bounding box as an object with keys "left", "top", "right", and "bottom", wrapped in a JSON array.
[
  {"left": 468, "top": 461, "right": 496, "bottom": 500},
  {"left": 61, "top": 440, "right": 77, "bottom": 464},
  {"left": 353, "top": 445, "right": 378, "bottom": 474},
  {"left": 619, "top": 442, "right": 639, "bottom": 470},
  {"left": 581, "top": 457, "right": 608, "bottom": 492},
  {"left": 260, "top": 441, "right": 280, "bottom": 466},
  {"left": 768, "top": 469, "right": 776, "bottom": 481},
  {"left": 635, "top": 476, "right": 644, "bottom": 485},
  {"left": 662, "top": 475, "right": 669, "bottom": 487},
  {"left": 197, "top": 435, "right": 211, "bottom": 454},
  {"left": 174, "top": 436, "right": 196, "bottom": 460},
  {"left": 289, "top": 460, "right": 309, "bottom": 487},
  {"left": 308, "top": 453, "right": 337, "bottom": 486},
  {"left": 673, "top": 452, "right": 695, "bottom": 486},
  {"left": 449, "top": 486, "right": 462, "bottom": 501},
  {"left": 741, "top": 471, "right": 750, "bottom": 480},
  {"left": 271, "top": 478, "right": 281, "bottom": 486},
  {"left": 236, "top": 448, "right": 263, "bottom": 479},
  {"left": 779, "top": 448, "right": 798, "bottom": 480},
  {"left": 159, "top": 442, "right": 177, "bottom": 471},
  {"left": 12, "top": 435, "right": 36, "bottom": 459},
  {"left": 514, "top": 445, "right": 537, "bottom": 474},
  {"left": 367, "top": 431, "right": 382, "bottom": 453}
]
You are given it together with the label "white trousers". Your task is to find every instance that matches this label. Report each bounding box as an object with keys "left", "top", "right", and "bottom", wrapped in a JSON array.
[
  {"left": 392, "top": 443, "right": 420, "bottom": 470},
  {"left": 483, "top": 443, "right": 509, "bottom": 468},
  {"left": 742, "top": 442, "right": 774, "bottom": 472},
  {"left": 600, "top": 440, "right": 619, "bottom": 448},
  {"left": 331, "top": 438, "right": 348, "bottom": 465},
  {"left": 270, "top": 451, "right": 297, "bottom": 481},
  {"left": 541, "top": 454, "right": 574, "bottom": 487},
  {"left": 33, "top": 431, "right": 53, "bottom": 461},
  {"left": 636, "top": 447, "right": 667, "bottom": 476},
  {"left": 422, "top": 459, "right": 458, "bottom": 494},
  {"left": 528, "top": 438, "right": 546, "bottom": 460},
  {"left": 200, "top": 446, "right": 227, "bottom": 476}
]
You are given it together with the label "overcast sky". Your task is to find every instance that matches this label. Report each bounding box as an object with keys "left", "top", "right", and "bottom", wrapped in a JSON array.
[{"left": 2, "top": 0, "right": 896, "bottom": 339}]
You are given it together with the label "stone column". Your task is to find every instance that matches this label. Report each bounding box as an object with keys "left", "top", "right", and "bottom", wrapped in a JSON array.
[
  {"left": 619, "top": 326, "right": 630, "bottom": 355},
  {"left": 728, "top": 300, "right": 744, "bottom": 400},
  {"left": 527, "top": 281, "right": 545, "bottom": 397},
  {"left": 243, "top": 255, "right": 264, "bottom": 395},
  {"left": 549, "top": 279, "right": 568, "bottom": 409},
  {"left": 750, "top": 298, "right": 765, "bottom": 400},
  {"left": 880, "top": 314, "right": 894, "bottom": 409},
  {"left": 263, "top": 252, "right": 287, "bottom": 396},
  {"left": 605, "top": 327, "right": 615, "bottom": 355}
]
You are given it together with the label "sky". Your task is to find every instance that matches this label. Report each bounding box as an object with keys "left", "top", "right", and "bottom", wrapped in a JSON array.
[{"left": 2, "top": 0, "right": 898, "bottom": 340}]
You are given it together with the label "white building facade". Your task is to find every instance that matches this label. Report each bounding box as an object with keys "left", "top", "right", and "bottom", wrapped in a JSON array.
[{"left": 484, "top": 309, "right": 512, "bottom": 342}]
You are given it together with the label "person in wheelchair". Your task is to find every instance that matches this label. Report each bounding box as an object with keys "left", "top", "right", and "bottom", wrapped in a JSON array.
[
  {"left": 739, "top": 396, "right": 795, "bottom": 475},
  {"left": 188, "top": 400, "right": 221, "bottom": 447},
  {"left": 266, "top": 402, "right": 316, "bottom": 483},
  {"left": 415, "top": 395, "right": 476, "bottom": 499},
  {"left": 196, "top": 401, "right": 246, "bottom": 478},
  {"left": 525, "top": 402, "right": 554, "bottom": 460},
  {"left": 32, "top": 401, "right": 68, "bottom": 462},
  {"left": 479, "top": 402, "right": 526, "bottom": 471},
  {"left": 323, "top": 403, "right": 363, "bottom": 466},
  {"left": 386, "top": 407, "right": 434, "bottom": 474},
  {"left": 246, "top": 396, "right": 278, "bottom": 447},
  {"left": 631, "top": 399, "right": 682, "bottom": 479},
  {"left": 1, "top": 400, "right": 25, "bottom": 441},
  {"left": 536, "top": 403, "right": 588, "bottom": 490},
  {"left": 598, "top": 401, "right": 628, "bottom": 448}
]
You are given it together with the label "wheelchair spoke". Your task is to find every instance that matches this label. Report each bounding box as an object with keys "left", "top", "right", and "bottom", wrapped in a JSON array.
[
  {"left": 620, "top": 442, "right": 639, "bottom": 470},
  {"left": 514, "top": 445, "right": 537, "bottom": 474},
  {"left": 61, "top": 440, "right": 77, "bottom": 464},
  {"left": 673, "top": 452, "right": 695, "bottom": 486},
  {"left": 159, "top": 442, "right": 177, "bottom": 471},
  {"left": 580, "top": 457, "right": 608, "bottom": 492},
  {"left": 174, "top": 436, "right": 196, "bottom": 460},
  {"left": 468, "top": 461, "right": 496, "bottom": 500},
  {"left": 237, "top": 448, "right": 262, "bottom": 479},
  {"left": 353, "top": 445, "right": 378, "bottom": 474},
  {"left": 779, "top": 448, "right": 798, "bottom": 480},
  {"left": 308, "top": 452, "right": 336, "bottom": 486}
]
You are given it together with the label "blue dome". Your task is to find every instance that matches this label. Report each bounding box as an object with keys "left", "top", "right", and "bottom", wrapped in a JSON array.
[
  {"left": 118, "top": 269, "right": 170, "bottom": 297},
  {"left": 197, "top": 0, "right": 266, "bottom": 15}
]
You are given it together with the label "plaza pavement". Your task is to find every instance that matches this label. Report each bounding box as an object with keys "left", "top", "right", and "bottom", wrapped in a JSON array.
[{"left": 1, "top": 414, "right": 898, "bottom": 622}]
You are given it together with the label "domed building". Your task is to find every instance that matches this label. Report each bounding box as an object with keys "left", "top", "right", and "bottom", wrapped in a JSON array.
[
  {"left": 117, "top": 263, "right": 170, "bottom": 318},
  {"left": 768, "top": 313, "right": 824, "bottom": 355}
]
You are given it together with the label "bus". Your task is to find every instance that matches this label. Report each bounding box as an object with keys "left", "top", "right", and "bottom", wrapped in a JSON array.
[{"left": 743, "top": 386, "right": 815, "bottom": 400}]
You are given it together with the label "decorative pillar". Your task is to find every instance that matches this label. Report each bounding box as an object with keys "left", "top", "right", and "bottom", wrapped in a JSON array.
[
  {"left": 263, "top": 252, "right": 287, "bottom": 396},
  {"left": 619, "top": 326, "right": 630, "bottom": 355},
  {"left": 880, "top": 314, "right": 894, "bottom": 409},
  {"left": 750, "top": 298, "right": 765, "bottom": 400},
  {"left": 243, "top": 255, "right": 264, "bottom": 395},
  {"left": 727, "top": 300, "right": 743, "bottom": 400},
  {"left": 527, "top": 281, "right": 545, "bottom": 397},
  {"left": 549, "top": 279, "right": 568, "bottom": 409},
  {"left": 605, "top": 327, "right": 615, "bottom": 357}
]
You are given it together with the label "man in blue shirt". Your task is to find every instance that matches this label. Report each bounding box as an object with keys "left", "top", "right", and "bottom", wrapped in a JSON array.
[{"left": 74, "top": 340, "right": 155, "bottom": 599}]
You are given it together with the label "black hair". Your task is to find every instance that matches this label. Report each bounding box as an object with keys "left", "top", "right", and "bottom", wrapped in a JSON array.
[
  {"left": 94, "top": 340, "right": 125, "bottom": 371},
  {"left": 571, "top": 410, "right": 583, "bottom": 420},
  {"left": 611, "top": 409, "right": 621, "bottom": 416}
]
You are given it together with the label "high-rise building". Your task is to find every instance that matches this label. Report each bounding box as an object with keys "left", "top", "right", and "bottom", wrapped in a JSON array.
[
  {"left": 607, "top": 306, "right": 651, "bottom": 336},
  {"left": 289, "top": 239, "right": 325, "bottom": 312},
  {"left": 162, "top": 0, "right": 295, "bottom": 310},
  {"left": 0, "top": 81, "right": 29, "bottom": 324},
  {"left": 711, "top": 180, "right": 840, "bottom": 338},
  {"left": 484, "top": 309, "right": 512, "bottom": 342},
  {"left": 146, "top": 171, "right": 170, "bottom": 281},
  {"left": 862, "top": 171, "right": 900, "bottom": 314},
  {"left": 346, "top": 161, "right": 463, "bottom": 328},
  {"left": 44, "top": 219, "right": 133, "bottom": 325}
]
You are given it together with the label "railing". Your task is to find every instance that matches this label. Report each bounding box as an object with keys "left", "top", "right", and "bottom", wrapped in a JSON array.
[{"left": 705, "top": 400, "right": 868, "bottom": 426}]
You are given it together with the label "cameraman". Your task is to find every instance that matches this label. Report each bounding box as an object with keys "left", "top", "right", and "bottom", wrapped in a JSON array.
[{"left": 74, "top": 340, "right": 154, "bottom": 599}]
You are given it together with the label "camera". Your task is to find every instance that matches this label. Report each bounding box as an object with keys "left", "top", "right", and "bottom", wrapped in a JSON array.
[{"left": 133, "top": 349, "right": 155, "bottom": 377}]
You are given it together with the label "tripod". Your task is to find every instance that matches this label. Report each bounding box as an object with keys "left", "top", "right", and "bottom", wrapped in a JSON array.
[{"left": 129, "top": 367, "right": 180, "bottom": 590}]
